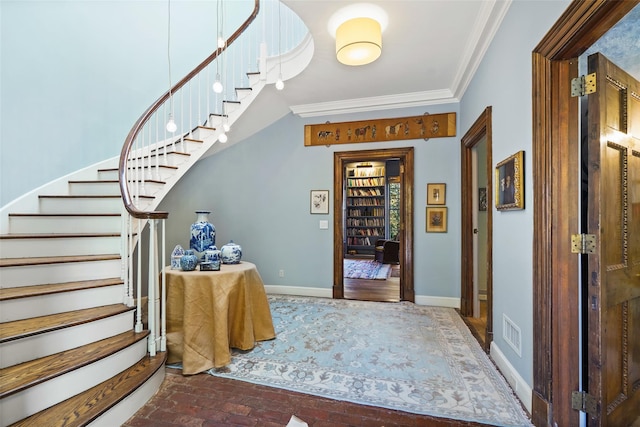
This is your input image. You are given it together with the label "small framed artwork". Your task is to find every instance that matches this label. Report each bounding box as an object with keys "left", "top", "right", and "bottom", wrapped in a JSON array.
[
  {"left": 426, "top": 207, "right": 448, "bottom": 233},
  {"left": 310, "top": 190, "right": 329, "bottom": 214},
  {"left": 478, "top": 187, "right": 487, "bottom": 211},
  {"left": 427, "top": 183, "right": 446, "bottom": 205},
  {"left": 495, "top": 150, "right": 524, "bottom": 211}
]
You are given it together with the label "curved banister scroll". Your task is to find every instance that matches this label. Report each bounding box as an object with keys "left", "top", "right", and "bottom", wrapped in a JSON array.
[{"left": 118, "top": 0, "right": 260, "bottom": 220}]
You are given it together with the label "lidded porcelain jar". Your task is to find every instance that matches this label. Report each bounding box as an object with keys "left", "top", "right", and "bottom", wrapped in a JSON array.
[
  {"left": 204, "top": 246, "right": 222, "bottom": 271},
  {"left": 221, "top": 240, "right": 242, "bottom": 264}
]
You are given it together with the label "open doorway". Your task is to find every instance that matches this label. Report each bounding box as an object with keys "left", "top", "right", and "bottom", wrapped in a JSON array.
[
  {"left": 460, "top": 107, "right": 493, "bottom": 352},
  {"left": 333, "top": 147, "right": 415, "bottom": 302}
]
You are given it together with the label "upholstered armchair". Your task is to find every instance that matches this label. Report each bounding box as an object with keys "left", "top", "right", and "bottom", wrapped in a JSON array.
[{"left": 374, "top": 239, "right": 400, "bottom": 264}]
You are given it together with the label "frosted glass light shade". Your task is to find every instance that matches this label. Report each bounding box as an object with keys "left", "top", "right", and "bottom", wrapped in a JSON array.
[
  {"left": 166, "top": 116, "right": 177, "bottom": 133},
  {"left": 336, "top": 17, "right": 382, "bottom": 66}
]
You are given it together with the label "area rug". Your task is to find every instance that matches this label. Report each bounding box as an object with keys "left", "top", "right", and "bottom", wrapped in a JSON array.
[
  {"left": 209, "top": 295, "right": 532, "bottom": 427},
  {"left": 343, "top": 258, "right": 391, "bottom": 280}
]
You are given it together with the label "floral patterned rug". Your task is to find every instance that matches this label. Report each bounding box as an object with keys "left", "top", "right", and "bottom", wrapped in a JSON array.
[
  {"left": 343, "top": 259, "right": 391, "bottom": 280},
  {"left": 209, "top": 295, "right": 532, "bottom": 426}
]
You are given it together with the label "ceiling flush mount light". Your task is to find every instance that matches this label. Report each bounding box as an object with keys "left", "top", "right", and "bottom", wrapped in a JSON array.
[
  {"left": 336, "top": 17, "right": 381, "bottom": 66},
  {"left": 328, "top": 3, "right": 388, "bottom": 67}
]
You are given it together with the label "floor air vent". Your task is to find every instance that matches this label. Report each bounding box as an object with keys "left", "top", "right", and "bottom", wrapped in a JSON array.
[{"left": 502, "top": 314, "right": 522, "bottom": 356}]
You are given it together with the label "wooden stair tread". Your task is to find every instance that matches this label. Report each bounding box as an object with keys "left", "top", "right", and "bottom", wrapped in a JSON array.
[
  {"left": 0, "top": 254, "right": 120, "bottom": 268},
  {"left": 38, "top": 195, "right": 121, "bottom": 199},
  {"left": 68, "top": 180, "right": 118, "bottom": 184},
  {"left": 0, "top": 330, "right": 149, "bottom": 398},
  {"left": 10, "top": 352, "right": 166, "bottom": 427},
  {"left": 8, "top": 213, "right": 120, "bottom": 218},
  {"left": 0, "top": 278, "right": 123, "bottom": 301},
  {"left": 0, "top": 232, "right": 119, "bottom": 239},
  {"left": 0, "top": 304, "right": 133, "bottom": 343}
]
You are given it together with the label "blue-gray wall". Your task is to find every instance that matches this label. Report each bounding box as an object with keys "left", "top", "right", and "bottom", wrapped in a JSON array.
[
  {"left": 460, "top": 0, "right": 570, "bottom": 384},
  {"left": 0, "top": 0, "right": 252, "bottom": 206},
  {"left": 158, "top": 103, "right": 462, "bottom": 298}
]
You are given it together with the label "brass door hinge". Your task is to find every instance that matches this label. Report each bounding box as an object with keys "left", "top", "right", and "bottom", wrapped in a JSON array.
[
  {"left": 571, "top": 391, "right": 598, "bottom": 415},
  {"left": 571, "top": 234, "right": 596, "bottom": 254},
  {"left": 571, "top": 73, "right": 597, "bottom": 97}
]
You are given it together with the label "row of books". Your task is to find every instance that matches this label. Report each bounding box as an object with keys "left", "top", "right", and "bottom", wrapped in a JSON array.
[
  {"left": 347, "top": 187, "right": 384, "bottom": 197},
  {"left": 347, "top": 218, "right": 385, "bottom": 227},
  {"left": 347, "top": 177, "right": 384, "bottom": 187},
  {"left": 347, "top": 207, "right": 385, "bottom": 217},
  {"left": 348, "top": 167, "right": 385, "bottom": 178},
  {"left": 347, "top": 237, "right": 379, "bottom": 246},
  {"left": 347, "top": 198, "right": 384, "bottom": 207},
  {"left": 346, "top": 228, "right": 385, "bottom": 237}
]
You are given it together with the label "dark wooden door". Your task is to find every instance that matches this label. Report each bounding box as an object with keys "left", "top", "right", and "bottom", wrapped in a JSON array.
[{"left": 586, "top": 52, "right": 640, "bottom": 426}]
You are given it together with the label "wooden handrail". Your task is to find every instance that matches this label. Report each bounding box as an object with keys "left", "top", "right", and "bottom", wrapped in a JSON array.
[{"left": 119, "top": 0, "right": 260, "bottom": 220}]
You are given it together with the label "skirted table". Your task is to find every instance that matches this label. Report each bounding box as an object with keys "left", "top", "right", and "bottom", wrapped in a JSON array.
[{"left": 164, "top": 261, "right": 275, "bottom": 375}]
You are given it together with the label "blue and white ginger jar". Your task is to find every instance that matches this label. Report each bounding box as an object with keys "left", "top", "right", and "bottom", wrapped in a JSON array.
[
  {"left": 190, "top": 210, "right": 215, "bottom": 261},
  {"left": 221, "top": 240, "right": 242, "bottom": 264},
  {"left": 180, "top": 249, "right": 198, "bottom": 271}
]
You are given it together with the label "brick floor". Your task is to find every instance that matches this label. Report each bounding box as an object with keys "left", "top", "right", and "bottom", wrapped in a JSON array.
[{"left": 123, "top": 367, "right": 493, "bottom": 427}]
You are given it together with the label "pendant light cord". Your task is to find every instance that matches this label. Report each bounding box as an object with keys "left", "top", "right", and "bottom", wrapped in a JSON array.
[{"left": 167, "top": 0, "right": 173, "bottom": 113}]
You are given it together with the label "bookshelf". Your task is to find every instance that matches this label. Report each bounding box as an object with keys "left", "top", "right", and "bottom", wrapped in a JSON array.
[{"left": 345, "top": 164, "right": 386, "bottom": 255}]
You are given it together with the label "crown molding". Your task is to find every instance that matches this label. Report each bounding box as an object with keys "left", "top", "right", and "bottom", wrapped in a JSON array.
[{"left": 290, "top": 89, "right": 459, "bottom": 118}]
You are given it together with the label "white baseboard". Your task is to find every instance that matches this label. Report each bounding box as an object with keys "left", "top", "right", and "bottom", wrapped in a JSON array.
[
  {"left": 264, "top": 286, "right": 460, "bottom": 309},
  {"left": 414, "top": 295, "right": 460, "bottom": 308},
  {"left": 490, "top": 341, "right": 532, "bottom": 414},
  {"left": 265, "top": 286, "right": 332, "bottom": 299}
]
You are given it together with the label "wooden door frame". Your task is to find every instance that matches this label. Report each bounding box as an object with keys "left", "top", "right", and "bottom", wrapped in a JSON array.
[
  {"left": 531, "top": 1, "right": 638, "bottom": 426},
  {"left": 460, "top": 106, "right": 493, "bottom": 351},
  {"left": 333, "top": 147, "right": 415, "bottom": 302}
]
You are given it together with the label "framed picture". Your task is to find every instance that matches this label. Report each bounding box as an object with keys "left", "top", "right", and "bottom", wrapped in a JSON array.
[
  {"left": 478, "top": 187, "right": 487, "bottom": 211},
  {"left": 310, "top": 190, "right": 329, "bottom": 214},
  {"left": 426, "top": 207, "right": 448, "bottom": 232},
  {"left": 495, "top": 150, "right": 524, "bottom": 210},
  {"left": 427, "top": 183, "right": 446, "bottom": 205}
]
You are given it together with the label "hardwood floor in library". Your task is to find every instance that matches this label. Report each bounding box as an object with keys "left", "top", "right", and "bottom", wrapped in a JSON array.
[{"left": 344, "top": 260, "right": 401, "bottom": 302}]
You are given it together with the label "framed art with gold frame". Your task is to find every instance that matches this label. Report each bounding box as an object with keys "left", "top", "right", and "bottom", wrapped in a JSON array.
[
  {"left": 426, "top": 183, "right": 446, "bottom": 205},
  {"left": 495, "top": 150, "right": 524, "bottom": 210},
  {"left": 426, "top": 207, "right": 447, "bottom": 232}
]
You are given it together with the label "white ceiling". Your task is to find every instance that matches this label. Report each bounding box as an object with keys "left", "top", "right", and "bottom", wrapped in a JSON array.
[{"left": 279, "top": 0, "right": 511, "bottom": 117}]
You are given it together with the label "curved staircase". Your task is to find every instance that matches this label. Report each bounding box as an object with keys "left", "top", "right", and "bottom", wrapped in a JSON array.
[{"left": 0, "top": 1, "right": 310, "bottom": 424}]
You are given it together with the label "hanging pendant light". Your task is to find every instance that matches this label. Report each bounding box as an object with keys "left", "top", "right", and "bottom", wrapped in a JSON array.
[
  {"left": 166, "top": 114, "right": 177, "bottom": 133},
  {"left": 213, "top": 0, "right": 224, "bottom": 94},
  {"left": 213, "top": 74, "right": 223, "bottom": 93}
]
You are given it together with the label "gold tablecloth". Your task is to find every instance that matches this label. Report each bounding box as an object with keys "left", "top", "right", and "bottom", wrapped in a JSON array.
[{"left": 164, "top": 262, "right": 275, "bottom": 375}]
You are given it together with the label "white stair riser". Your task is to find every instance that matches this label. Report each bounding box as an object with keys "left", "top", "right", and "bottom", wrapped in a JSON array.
[
  {"left": 1, "top": 258, "right": 121, "bottom": 288},
  {"left": 69, "top": 182, "right": 120, "bottom": 196},
  {"left": 127, "top": 167, "right": 177, "bottom": 181},
  {"left": 0, "top": 235, "right": 120, "bottom": 258},
  {"left": 138, "top": 152, "right": 191, "bottom": 168},
  {"left": 89, "top": 365, "right": 165, "bottom": 427},
  {"left": 127, "top": 181, "right": 165, "bottom": 198},
  {"left": 98, "top": 169, "right": 119, "bottom": 180},
  {"left": 9, "top": 216, "right": 122, "bottom": 234},
  {"left": 39, "top": 197, "right": 122, "bottom": 214},
  {"left": 0, "top": 284, "right": 123, "bottom": 322},
  {"left": 8, "top": 215, "right": 121, "bottom": 234},
  {"left": 0, "top": 310, "right": 134, "bottom": 369},
  {"left": 0, "top": 337, "right": 147, "bottom": 426},
  {"left": 191, "top": 127, "right": 218, "bottom": 142}
]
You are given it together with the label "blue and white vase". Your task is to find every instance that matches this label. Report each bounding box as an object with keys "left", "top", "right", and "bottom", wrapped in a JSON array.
[
  {"left": 180, "top": 249, "right": 198, "bottom": 271},
  {"left": 190, "top": 210, "right": 215, "bottom": 261},
  {"left": 221, "top": 240, "right": 242, "bottom": 264}
]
